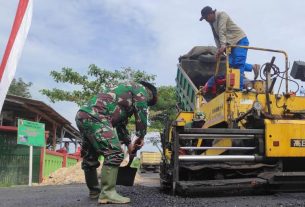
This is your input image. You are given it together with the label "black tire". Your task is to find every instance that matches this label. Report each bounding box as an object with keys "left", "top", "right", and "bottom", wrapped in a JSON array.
[
  {"left": 159, "top": 160, "right": 172, "bottom": 192},
  {"left": 140, "top": 165, "right": 146, "bottom": 173}
]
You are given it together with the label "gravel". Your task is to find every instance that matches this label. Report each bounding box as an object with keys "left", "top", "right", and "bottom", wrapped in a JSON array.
[{"left": 2, "top": 173, "right": 305, "bottom": 207}]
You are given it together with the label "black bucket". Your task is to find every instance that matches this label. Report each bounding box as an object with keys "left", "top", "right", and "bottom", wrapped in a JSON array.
[{"left": 117, "top": 166, "right": 138, "bottom": 186}]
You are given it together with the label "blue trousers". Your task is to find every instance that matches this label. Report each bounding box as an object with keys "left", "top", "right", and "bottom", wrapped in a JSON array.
[
  {"left": 206, "top": 37, "right": 252, "bottom": 89},
  {"left": 229, "top": 37, "right": 252, "bottom": 89}
]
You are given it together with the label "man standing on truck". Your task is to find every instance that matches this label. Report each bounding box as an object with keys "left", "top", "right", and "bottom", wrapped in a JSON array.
[
  {"left": 75, "top": 81, "right": 157, "bottom": 204},
  {"left": 199, "top": 6, "right": 260, "bottom": 89}
]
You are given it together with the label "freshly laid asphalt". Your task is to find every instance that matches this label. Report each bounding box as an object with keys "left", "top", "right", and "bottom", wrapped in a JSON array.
[{"left": 1, "top": 173, "right": 305, "bottom": 207}]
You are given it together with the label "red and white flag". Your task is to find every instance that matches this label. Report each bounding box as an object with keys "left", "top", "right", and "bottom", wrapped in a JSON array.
[{"left": 0, "top": 0, "right": 33, "bottom": 113}]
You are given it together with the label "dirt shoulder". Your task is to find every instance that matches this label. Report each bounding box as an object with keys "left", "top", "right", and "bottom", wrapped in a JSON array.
[{"left": 38, "top": 162, "right": 144, "bottom": 186}]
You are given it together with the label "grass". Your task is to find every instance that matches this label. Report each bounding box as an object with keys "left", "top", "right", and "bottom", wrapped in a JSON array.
[{"left": 0, "top": 182, "right": 12, "bottom": 187}]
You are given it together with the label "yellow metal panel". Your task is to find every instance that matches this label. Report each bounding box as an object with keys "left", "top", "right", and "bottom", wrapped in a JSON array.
[
  {"left": 201, "top": 93, "right": 226, "bottom": 128},
  {"left": 229, "top": 92, "right": 256, "bottom": 121},
  {"left": 256, "top": 94, "right": 305, "bottom": 116},
  {"left": 165, "top": 127, "right": 173, "bottom": 160},
  {"left": 165, "top": 112, "right": 194, "bottom": 160},
  {"left": 204, "top": 139, "right": 232, "bottom": 155},
  {"left": 265, "top": 119, "right": 305, "bottom": 157},
  {"left": 175, "top": 111, "right": 194, "bottom": 126}
]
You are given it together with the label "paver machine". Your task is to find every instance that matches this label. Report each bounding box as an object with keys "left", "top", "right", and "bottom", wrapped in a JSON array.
[{"left": 160, "top": 45, "right": 305, "bottom": 195}]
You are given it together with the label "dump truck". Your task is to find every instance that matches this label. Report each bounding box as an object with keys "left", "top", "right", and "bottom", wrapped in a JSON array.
[
  {"left": 160, "top": 45, "right": 305, "bottom": 195},
  {"left": 140, "top": 151, "right": 162, "bottom": 173}
]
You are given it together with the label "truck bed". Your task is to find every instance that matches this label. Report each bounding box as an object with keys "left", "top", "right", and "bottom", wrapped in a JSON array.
[{"left": 176, "top": 53, "right": 226, "bottom": 111}]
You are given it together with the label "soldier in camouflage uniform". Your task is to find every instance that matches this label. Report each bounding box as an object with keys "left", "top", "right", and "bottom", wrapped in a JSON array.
[{"left": 75, "top": 81, "right": 157, "bottom": 204}]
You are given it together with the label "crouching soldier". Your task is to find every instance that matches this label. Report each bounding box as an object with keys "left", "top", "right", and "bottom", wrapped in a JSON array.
[{"left": 75, "top": 81, "right": 157, "bottom": 204}]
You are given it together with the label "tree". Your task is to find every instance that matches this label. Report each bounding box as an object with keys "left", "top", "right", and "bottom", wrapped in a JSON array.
[
  {"left": 40, "top": 65, "right": 178, "bottom": 132},
  {"left": 40, "top": 65, "right": 156, "bottom": 106},
  {"left": 8, "top": 78, "right": 32, "bottom": 98},
  {"left": 149, "top": 86, "right": 177, "bottom": 130}
]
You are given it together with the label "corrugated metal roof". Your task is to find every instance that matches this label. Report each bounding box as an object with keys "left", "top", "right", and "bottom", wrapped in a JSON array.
[{"left": 2, "top": 94, "right": 81, "bottom": 140}]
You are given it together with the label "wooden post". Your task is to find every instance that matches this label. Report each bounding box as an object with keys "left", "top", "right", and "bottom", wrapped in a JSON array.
[{"left": 62, "top": 153, "right": 67, "bottom": 168}]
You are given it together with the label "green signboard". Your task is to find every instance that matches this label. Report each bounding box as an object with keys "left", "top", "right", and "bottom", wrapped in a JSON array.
[{"left": 17, "top": 119, "right": 45, "bottom": 147}]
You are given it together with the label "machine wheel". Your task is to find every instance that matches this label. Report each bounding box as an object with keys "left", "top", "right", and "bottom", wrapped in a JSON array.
[
  {"left": 160, "top": 159, "right": 172, "bottom": 192},
  {"left": 153, "top": 166, "right": 160, "bottom": 173},
  {"left": 140, "top": 165, "right": 146, "bottom": 173}
]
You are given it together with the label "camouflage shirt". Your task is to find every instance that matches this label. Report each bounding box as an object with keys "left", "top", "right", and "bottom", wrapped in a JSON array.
[{"left": 79, "top": 82, "right": 149, "bottom": 145}]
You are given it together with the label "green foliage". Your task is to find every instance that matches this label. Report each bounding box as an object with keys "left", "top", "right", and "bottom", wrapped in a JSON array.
[
  {"left": 40, "top": 65, "right": 156, "bottom": 106},
  {"left": 152, "top": 86, "right": 176, "bottom": 111},
  {"left": 0, "top": 182, "right": 12, "bottom": 187},
  {"left": 41, "top": 64, "right": 178, "bottom": 132},
  {"left": 149, "top": 86, "right": 177, "bottom": 131},
  {"left": 8, "top": 78, "right": 32, "bottom": 98}
]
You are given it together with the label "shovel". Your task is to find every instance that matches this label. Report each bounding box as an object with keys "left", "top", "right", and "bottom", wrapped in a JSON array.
[{"left": 117, "top": 147, "right": 140, "bottom": 186}]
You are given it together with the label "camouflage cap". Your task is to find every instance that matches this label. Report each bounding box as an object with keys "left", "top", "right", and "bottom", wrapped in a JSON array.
[{"left": 139, "top": 81, "right": 157, "bottom": 106}]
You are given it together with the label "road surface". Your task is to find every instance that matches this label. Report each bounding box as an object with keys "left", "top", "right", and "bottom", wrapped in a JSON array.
[{"left": 1, "top": 173, "right": 305, "bottom": 207}]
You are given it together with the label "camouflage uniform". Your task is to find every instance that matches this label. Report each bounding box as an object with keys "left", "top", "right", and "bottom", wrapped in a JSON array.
[{"left": 75, "top": 82, "right": 149, "bottom": 170}]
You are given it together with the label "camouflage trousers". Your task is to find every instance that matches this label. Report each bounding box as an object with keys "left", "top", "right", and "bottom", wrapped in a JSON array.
[{"left": 75, "top": 111, "right": 124, "bottom": 170}]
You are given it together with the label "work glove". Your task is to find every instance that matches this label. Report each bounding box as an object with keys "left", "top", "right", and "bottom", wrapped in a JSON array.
[
  {"left": 127, "top": 137, "right": 144, "bottom": 155},
  {"left": 134, "top": 137, "right": 144, "bottom": 149}
]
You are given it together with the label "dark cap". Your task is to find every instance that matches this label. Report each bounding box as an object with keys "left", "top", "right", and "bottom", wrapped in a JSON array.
[{"left": 199, "top": 6, "right": 214, "bottom": 21}]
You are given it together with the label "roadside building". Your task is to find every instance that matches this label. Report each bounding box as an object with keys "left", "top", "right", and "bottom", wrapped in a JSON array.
[{"left": 0, "top": 94, "right": 81, "bottom": 185}]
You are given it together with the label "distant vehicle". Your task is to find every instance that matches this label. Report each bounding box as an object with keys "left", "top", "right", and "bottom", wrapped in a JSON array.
[{"left": 140, "top": 151, "right": 161, "bottom": 173}]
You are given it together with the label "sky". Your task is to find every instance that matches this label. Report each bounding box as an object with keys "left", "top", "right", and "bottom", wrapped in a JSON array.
[{"left": 1, "top": 0, "right": 305, "bottom": 127}]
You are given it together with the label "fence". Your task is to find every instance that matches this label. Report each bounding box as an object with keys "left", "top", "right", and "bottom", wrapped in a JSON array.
[
  {"left": 43, "top": 149, "right": 80, "bottom": 178},
  {"left": 0, "top": 130, "right": 41, "bottom": 185}
]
